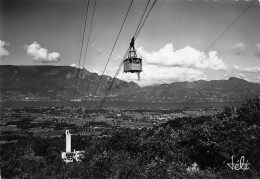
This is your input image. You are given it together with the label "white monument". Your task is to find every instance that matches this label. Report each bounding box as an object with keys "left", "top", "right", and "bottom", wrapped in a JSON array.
[
  {"left": 66, "top": 130, "right": 71, "bottom": 153},
  {"left": 61, "top": 130, "right": 84, "bottom": 163}
]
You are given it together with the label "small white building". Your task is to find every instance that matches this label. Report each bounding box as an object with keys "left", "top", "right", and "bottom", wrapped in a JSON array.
[{"left": 61, "top": 130, "right": 84, "bottom": 163}]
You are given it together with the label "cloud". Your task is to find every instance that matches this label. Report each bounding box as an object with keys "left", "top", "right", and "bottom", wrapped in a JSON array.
[
  {"left": 104, "top": 61, "right": 207, "bottom": 87},
  {"left": 234, "top": 65, "right": 260, "bottom": 73},
  {"left": 254, "top": 43, "right": 260, "bottom": 58},
  {"left": 235, "top": 73, "right": 260, "bottom": 83},
  {"left": 231, "top": 42, "right": 247, "bottom": 55},
  {"left": 137, "top": 43, "right": 227, "bottom": 71},
  {"left": 256, "top": 76, "right": 260, "bottom": 80},
  {"left": 0, "top": 40, "right": 10, "bottom": 59},
  {"left": 116, "top": 65, "right": 207, "bottom": 86},
  {"left": 24, "top": 41, "right": 60, "bottom": 63},
  {"left": 237, "top": 73, "right": 248, "bottom": 80},
  {"left": 227, "top": 66, "right": 260, "bottom": 83}
]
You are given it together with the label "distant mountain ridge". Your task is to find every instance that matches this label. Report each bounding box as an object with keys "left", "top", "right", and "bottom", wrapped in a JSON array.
[
  {"left": 0, "top": 65, "right": 259, "bottom": 103},
  {"left": 0, "top": 65, "right": 140, "bottom": 101},
  {"left": 125, "top": 77, "right": 260, "bottom": 103}
]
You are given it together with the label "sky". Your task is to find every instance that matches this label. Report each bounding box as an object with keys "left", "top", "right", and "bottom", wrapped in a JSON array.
[{"left": 1, "top": 0, "right": 260, "bottom": 86}]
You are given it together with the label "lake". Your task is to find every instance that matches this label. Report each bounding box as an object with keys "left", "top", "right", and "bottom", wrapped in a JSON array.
[{"left": 0, "top": 101, "right": 244, "bottom": 109}]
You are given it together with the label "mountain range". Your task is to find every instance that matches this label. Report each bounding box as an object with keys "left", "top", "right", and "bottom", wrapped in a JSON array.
[{"left": 0, "top": 65, "right": 259, "bottom": 103}]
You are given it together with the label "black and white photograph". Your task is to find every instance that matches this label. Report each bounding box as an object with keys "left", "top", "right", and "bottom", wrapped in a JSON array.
[{"left": 0, "top": 0, "right": 260, "bottom": 178}]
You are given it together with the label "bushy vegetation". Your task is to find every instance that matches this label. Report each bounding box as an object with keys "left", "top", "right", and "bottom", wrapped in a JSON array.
[{"left": 0, "top": 97, "right": 259, "bottom": 178}]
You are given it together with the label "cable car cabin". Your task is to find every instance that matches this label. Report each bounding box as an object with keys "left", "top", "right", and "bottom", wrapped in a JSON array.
[
  {"left": 123, "top": 57, "right": 142, "bottom": 81},
  {"left": 123, "top": 57, "right": 142, "bottom": 73},
  {"left": 123, "top": 38, "right": 142, "bottom": 81}
]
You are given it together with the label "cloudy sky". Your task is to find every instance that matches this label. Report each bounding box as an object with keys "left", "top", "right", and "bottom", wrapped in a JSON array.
[{"left": 1, "top": 0, "right": 260, "bottom": 86}]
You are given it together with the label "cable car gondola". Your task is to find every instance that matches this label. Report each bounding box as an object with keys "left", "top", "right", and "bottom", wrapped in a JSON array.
[{"left": 123, "top": 37, "right": 142, "bottom": 81}]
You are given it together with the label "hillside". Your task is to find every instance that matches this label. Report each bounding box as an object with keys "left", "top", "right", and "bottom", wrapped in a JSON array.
[
  {"left": 0, "top": 65, "right": 259, "bottom": 103},
  {"left": 120, "top": 77, "right": 260, "bottom": 103},
  {"left": 0, "top": 65, "right": 140, "bottom": 101}
]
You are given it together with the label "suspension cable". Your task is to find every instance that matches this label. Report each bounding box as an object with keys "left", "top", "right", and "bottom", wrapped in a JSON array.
[
  {"left": 88, "top": 0, "right": 134, "bottom": 108},
  {"left": 134, "top": 0, "right": 151, "bottom": 38},
  {"left": 175, "top": 0, "right": 255, "bottom": 81},
  {"left": 72, "top": 0, "right": 90, "bottom": 108},
  {"left": 102, "top": 0, "right": 254, "bottom": 108},
  {"left": 98, "top": 0, "right": 157, "bottom": 109},
  {"left": 75, "top": 0, "right": 98, "bottom": 101},
  {"left": 82, "top": 0, "right": 98, "bottom": 69},
  {"left": 135, "top": 0, "right": 157, "bottom": 39}
]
